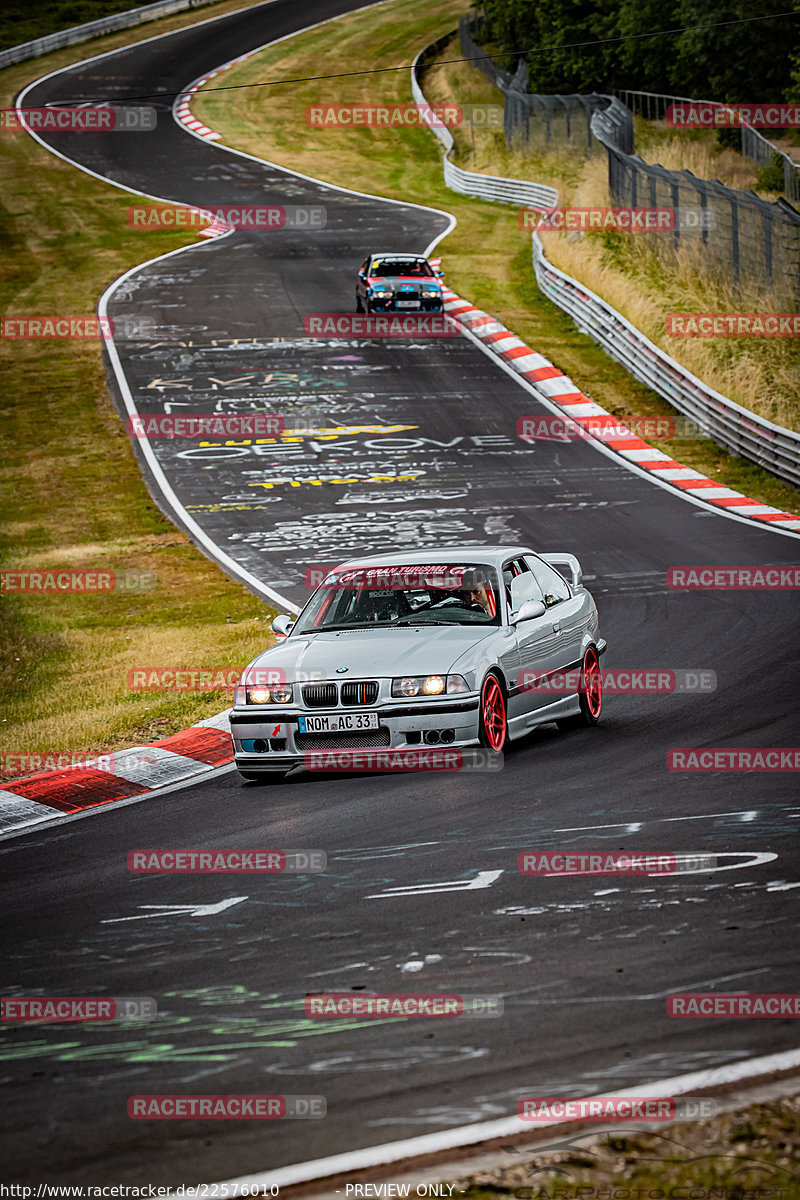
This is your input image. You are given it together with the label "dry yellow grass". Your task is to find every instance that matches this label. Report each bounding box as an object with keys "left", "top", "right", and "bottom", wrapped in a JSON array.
[{"left": 426, "top": 51, "right": 800, "bottom": 433}]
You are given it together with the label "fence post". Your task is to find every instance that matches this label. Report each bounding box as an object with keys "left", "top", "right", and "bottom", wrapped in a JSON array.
[
  {"left": 731, "top": 197, "right": 740, "bottom": 284},
  {"left": 672, "top": 183, "right": 680, "bottom": 253}
]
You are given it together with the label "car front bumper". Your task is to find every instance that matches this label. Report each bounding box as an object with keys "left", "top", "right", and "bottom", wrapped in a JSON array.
[
  {"left": 230, "top": 696, "right": 481, "bottom": 774},
  {"left": 368, "top": 298, "right": 444, "bottom": 312}
]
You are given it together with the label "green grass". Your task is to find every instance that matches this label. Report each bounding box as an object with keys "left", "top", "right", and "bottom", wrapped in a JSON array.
[{"left": 0, "top": 0, "right": 280, "bottom": 778}]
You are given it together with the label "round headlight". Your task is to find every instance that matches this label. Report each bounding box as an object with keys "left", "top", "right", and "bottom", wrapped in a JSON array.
[
  {"left": 271, "top": 686, "right": 293, "bottom": 704},
  {"left": 249, "top": 687, "right": 270, "bottom": 704},
  {"left": 422, "top": 675, "right": 446, "bottom": 695},
  {"left": 397, "top": 677, "right": 420, "bottom": 697}
]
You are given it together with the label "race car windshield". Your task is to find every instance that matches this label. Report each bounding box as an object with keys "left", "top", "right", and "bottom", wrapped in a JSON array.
[
  {"left": 293, "top": 564, "right": 501, "bottom": 632},
  {"left": 370, "top": 259, "right": 433, "bottom": 277}
]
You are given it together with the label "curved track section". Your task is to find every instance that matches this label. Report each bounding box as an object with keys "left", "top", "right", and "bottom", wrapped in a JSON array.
[{"left": 3, "top": 0, "right": 799, "bottom": 1185}]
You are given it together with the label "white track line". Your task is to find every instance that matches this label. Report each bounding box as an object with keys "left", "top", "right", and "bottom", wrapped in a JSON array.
[{"left": 208, "top": 1047, "right": 800, "bottom": 1189}]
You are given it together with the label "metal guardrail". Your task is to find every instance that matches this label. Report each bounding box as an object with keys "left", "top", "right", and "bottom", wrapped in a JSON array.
[
  {"left": 411, "top": 42, "right": 557, "bottom": 211},
  {"left": 530, "top": 237, "right": 800, "bottom": 488},
  {"left": 412, "top": 34, "right": 800, "bottom": 489},
  {"left": 0, "top": 0, "right": 216, "bottom": 70},
  {"left": 443, "top": 154, "right": 557, "bottom": 210}
]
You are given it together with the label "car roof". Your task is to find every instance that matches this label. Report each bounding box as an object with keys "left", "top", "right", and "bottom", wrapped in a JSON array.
[{"left": 331, "top": 546, "right": 535, "bottom": 572}]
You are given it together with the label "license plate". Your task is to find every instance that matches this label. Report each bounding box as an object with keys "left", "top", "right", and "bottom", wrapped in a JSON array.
[
  {"left": 396, "top": 300, "right": 419, "bottom": 308},
  {"left": 298, "top": 713, "right": 379, "bottom": 733}
]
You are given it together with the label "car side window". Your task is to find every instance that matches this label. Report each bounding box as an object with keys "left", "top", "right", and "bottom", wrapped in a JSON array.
[
  {"left": 504, "top": 558, "right": 544, "bottom": 615},
  {"left": 524, "top": 555, "right": 571, "bottom": 606},
  {"left": 359, "top": 259, "right": 369, "bottom": 274}
]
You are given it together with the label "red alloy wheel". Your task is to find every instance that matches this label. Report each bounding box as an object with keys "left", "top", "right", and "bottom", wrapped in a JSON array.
[
  {"left": 583, "top": 647, "right": 602, "bottom": 718},
  {"left": 480, "top": 674, "right": 507, "bottom": 750}
]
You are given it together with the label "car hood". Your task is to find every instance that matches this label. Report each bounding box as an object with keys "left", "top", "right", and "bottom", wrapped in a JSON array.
[
  {"left": 246, "top": 626, "right": 491, "bottom": 681},
  {"left": 367, "top": 274, "right": 440, "bottom": 289}
]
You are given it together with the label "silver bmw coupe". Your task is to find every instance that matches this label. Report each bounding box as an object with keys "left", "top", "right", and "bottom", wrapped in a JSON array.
[{"left": 230, "top": 546, "right": 607, "bottom": 782}]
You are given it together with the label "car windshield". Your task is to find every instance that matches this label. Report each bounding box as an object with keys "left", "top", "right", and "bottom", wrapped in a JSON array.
[
  {"left": 292, "top": 564, "right": 501, "bottom": 633},
  {"left": 370, "top": 259, "right": 433, "bottom": 277}
]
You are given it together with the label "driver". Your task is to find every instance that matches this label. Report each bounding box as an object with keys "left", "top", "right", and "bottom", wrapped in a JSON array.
[{"left": 459, "top": 581, "right": 492, "bottom": 615}]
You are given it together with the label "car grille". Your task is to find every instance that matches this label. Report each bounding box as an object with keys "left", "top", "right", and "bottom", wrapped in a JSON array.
[
  {"left": 295, "top": 729, "right": 391, "bottom": 750},
  {"left": 341, "top": 681, "right": 379, "bottom": 706},
  {"left": 302, "top": 683, "right": 338, "bottom": 708}
]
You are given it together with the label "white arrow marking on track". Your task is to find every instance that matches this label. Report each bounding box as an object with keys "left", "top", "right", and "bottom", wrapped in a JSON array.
[
  {"left": 367, "top": 870, "right": 503, "bottom": 899},
  {"left": 101, "top": 897, "right": 247, "bottom": 922}
]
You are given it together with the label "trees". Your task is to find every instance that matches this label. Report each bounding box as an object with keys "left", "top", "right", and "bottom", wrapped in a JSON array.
[{"left": 476, "top": 0, "right": 800, "bottom": 101}]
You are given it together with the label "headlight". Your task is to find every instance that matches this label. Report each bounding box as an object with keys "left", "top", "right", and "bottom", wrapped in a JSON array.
[
  {"left": 421, "top": 289, "right": 441, "bottom": 298},
  {"left": 369, "top": 288, "right": 393, "bottom": 298},
  {"left": 235, "top": 683, "right": 294, "bottom": 705},
  {"left": 392, "top": 674, "right": 469, "bottom": 698}
]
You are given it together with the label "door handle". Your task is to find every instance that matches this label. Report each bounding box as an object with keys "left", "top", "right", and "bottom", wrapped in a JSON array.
[{"left": 552, "top": 622, "right": 561, "bottom": 633}]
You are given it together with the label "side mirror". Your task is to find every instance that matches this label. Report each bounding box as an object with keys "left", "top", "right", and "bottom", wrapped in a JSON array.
[
  {"left": 510, "top": 599, "right": 546, "bottom": 625},
  {"left": 272, "top": 614, "right": 295, "bottom": 637}
]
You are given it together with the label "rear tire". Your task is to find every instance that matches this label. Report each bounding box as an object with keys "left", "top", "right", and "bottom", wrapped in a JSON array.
[{"left": 557, "top": 646, "right": 602, "bottom": 731}]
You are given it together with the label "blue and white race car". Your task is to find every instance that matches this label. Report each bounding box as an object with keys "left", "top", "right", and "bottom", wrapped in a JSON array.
[
  {"left": 230, "top": 546, "right": 606, "bottom": 782},
  {"left": 355, "top": 252, "right": 443, "bottom": 313}
]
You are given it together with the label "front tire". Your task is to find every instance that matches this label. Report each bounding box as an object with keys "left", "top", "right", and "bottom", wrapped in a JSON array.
[
  {"left": 557, "top": 646, "right": 602, "bottom": 731},
  {"left": 478, "top": 672, "right": 508, "bottom": 751},
  {"left": 355, "top": 293, "right": 364, "bottom": 313}
]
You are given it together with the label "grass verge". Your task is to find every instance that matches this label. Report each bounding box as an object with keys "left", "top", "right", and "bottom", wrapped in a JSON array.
[
  {"left": 0, "top": 0, "right": 282, "bottom": 779},
  {"left": 193, "top": 7, "right": 800, "bottom": 517},
  {"left": 453, "top": 1097, "right": 800, "bottom": 1198}
]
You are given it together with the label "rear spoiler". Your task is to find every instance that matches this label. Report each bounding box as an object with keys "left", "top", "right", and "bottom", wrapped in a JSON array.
[{"left": 541, "top": 553, "right": 582, "bottom": 588}]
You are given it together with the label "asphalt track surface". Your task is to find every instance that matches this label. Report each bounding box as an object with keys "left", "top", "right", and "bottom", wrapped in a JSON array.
[{"left": 3, "top": 0, "right": 800, "bottom": 1184}]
